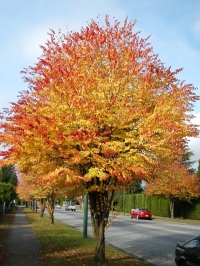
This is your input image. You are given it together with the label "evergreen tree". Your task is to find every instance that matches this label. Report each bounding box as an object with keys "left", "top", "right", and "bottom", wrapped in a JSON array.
[
  {"left": 196, "top": 159, "right": 200, "bottom": 178},
  {"left": 182, "top": 148, "right": 196, "bottom": 174},
  {"left": 0, "top": 166, "right": 18, "bottom": 186},
  {"left": 126, "top": 180, "right": 144, "bottom": 194},
  {"left": 0, "top": 182, "right": 16, "bottom": 204}
]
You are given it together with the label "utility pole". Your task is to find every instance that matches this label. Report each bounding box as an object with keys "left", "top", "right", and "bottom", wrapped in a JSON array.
[
  {"left": 83, "top": 193, "right": 88, "bottom": 238},
  {"left": 123, "top": 187, "right": 126, "bottom": 215}
]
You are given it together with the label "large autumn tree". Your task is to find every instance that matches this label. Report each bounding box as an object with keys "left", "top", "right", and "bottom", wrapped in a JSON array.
[{"left": 0, "top": 16, "right": 199, "bottom": 262}]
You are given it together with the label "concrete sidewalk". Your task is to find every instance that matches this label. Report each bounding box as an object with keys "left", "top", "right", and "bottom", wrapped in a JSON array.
[{"left": 2, "top": 206, "right": 48, "bottom": 266}]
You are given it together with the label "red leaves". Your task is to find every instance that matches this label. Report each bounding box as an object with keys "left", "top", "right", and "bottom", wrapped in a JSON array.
[
  {"left": 0, "top": 151, "right": 8, "bottom": 157},
  {"left": 103, "top": 150, "right": 116, "bottom": 158},
  {"left": 0, "top": 15, "right": 199, "bottom": 205},
  {"left": 70, "top": 129, "right": 95, "bottom": 141},
  {"left": 99, "top": 130, "right": 112, "bottom": 136}
]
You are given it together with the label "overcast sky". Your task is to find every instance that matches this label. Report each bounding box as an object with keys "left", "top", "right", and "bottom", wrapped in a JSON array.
[{"left": 0, "top": 0, "right": 200, "bottom": 169}]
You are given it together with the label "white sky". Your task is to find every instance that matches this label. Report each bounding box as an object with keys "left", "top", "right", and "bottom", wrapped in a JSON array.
[{"left": 0, "top": 0, "right": 200, "bottom": 169}]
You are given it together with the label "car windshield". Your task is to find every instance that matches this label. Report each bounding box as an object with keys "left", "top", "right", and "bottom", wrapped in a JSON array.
[
  {"left": 140, "top": 209, "right": 148, "bottom": 211},
  {"left": 184, "top": 239, "right": 200, "bottom": 251}
]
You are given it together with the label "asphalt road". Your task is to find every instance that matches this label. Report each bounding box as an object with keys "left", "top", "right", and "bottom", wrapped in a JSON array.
[{"left": 53, "top": 208, "right": 200, "bottom": 266}]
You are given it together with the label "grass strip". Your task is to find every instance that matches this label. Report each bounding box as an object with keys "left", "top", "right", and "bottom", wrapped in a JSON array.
[
  {"left": 25, "top": 208, "right": 149, "bottom": 266},
  {"left": 0, "top": 207, "right": 16, "bottom": 263}
]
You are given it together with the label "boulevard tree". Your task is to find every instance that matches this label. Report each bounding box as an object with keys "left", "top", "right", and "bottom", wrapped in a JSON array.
[
  {"left": 17, "top": 171, "right": 77, "bottom": 222},
  {"left": 197, "top": 159, "right": 200, "bottom": 179},
  {"left": 182, "top": 148, "right": 196, "bottom": 174},
  {"left": 0, "top": 16, "right": 199, "bottom": 261},
  {"left": 146, "top": 159, "right": 200, "bottom": 219},
  {"left": 125, "top": 180, "right": 144, "bottom": 194}
]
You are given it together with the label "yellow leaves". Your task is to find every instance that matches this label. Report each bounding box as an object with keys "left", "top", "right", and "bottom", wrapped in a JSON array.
[
  {"left": 84, "top": 167, "right": 107, "bottom": 181},
  {"left": 87, "top": 184, "right": 117, "bottom": 192},
  {"left": 102, "top": 141, "right": 124, "bottom": 151},
  {"left": 100, "top": 141, "right": 124, "bottom": 158},
  {"left": 43, "top": 167, "right": 83, "bottom": 185},
  {"left": 68, "top": 150, "right": 90, "bottom": 165},
  {"left": 1, "top": 15, "right": 199, "bottom": 203},
  {"left": 91, "top": 153, "right": 107, "bottom": 165},
  {"left": 95, "top": 92, "right": 105, "bottom": 100}
]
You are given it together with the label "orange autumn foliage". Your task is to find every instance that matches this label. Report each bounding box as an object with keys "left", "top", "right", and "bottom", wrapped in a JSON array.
[
  {"left": 146, "top": 160, "right": 200, "bottom": 201},
  {"left": 0, "top": 16, "right": 199, "bottom": 189},
  {"left": 0, "top": 15, "right": 200, "bottom": 261}
]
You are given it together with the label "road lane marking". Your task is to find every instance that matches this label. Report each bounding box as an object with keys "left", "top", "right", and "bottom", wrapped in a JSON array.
[{"left": 121, "top": 221, "right": 198, "bottom": 236}]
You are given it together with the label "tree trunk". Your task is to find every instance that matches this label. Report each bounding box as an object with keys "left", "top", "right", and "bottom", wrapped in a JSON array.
[
  {"left": 168, "top": 196, "right": 174, "bottom": 219},
  {"left": 88, "top": 180, "right": 115, "bottom": 262},
  {"left": 35, "top": 200, "right": 38, "bottom": 212},
  {"left": 31, "top": 200, "right": 33, "bottom": 210},
  {"left": 93, "top": 217, "right": 106, "bottom": 262},
  {"left": 39, "top": 198, "right": 45, "bottom": 217},
  {"left": 46, "top": 192, "right": 55, "bottom": 224},
  {"left": 3, "top": 202, "right": 5, "bottom": 215},
  {"left": 31, "top": 200, "right": 35, "bottom": 211}
]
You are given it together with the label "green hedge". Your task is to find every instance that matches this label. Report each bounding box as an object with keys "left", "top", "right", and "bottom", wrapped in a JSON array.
[
  {"left": 116, "top": 193, "right": 200, "bottom": 220},
  {"left": 181, "top": 199, "right": 200, "bottom": 220}
]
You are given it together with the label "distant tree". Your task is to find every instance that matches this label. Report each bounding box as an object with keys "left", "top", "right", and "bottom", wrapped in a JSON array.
[
  {"left": 197, "top": 160, "right": 200, "bottom": 179},
  {"left": 0, "top": 166, "right": 18, "bottom": 186},
  {"left": 182, "top": 148, "right": 196, "bottom": 174},
  {"left": 146, "top": 159, "right": 200, "bottom": 219},
  {"left": 76, "top": 196, "right": 84, "bottom": 208},
  {"left": 0, "top": 166, "right": 18, "bottom": 209},
  {"left": 126, "top": 180, "right": 144, "bottom": 194},
  {"left": 0, "top": 182, "right": 16, "bottom": 204}
]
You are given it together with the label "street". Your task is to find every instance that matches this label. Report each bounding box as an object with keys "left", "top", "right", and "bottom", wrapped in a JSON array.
[{"left": 53, "top": 208, "right": 200, "bottom": 266}]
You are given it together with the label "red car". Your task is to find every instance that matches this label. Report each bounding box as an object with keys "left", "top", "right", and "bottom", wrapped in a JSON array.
[{"left": 130, "top": 208, "right": 152, "bottom": 220}]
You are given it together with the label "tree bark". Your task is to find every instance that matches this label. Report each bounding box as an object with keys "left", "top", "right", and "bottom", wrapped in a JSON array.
[
  {"left": 3, "top": 202, "right": 5, "bottom": 215},
  {"left": 168, "top": 196, "right": 174, "bottom": 219},
  {"left": 31, "top": 199, "right": 34, "bottom": 211},
  {"left": 39, "top": 198, "right": 45, "bottom": 217},
  {"left": 47, "top": 192, "right": 55, "bottom": 224},
  {"left": 88, "top": 181, "right": 115, "bottom": 262},
  {"left": 93, "top": 218, "right": 105, "bottom": 262}
]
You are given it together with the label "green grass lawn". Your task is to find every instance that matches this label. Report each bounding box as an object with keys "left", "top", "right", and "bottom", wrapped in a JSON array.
[
  {"left": 25, "top": 208, "right": 149, "bottom": 266},
  {"left": 0, "top": 207, "right": 16, "bottom": 263}
]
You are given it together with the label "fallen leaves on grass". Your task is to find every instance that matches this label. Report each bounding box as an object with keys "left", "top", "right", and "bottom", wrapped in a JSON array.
[{"left": 25, "top": 208, "right": 149, "bottom": 266}]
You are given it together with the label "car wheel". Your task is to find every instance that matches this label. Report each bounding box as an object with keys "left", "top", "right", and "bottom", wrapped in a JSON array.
[
  {"left": 180, "top": 261, "right": 188, "bottom": 266},
  {"left": 136, "top": 214, "right": 139, "bottom": 219},
  {"left": 130, "top": 215, "right": 133, "bottom": 219}
]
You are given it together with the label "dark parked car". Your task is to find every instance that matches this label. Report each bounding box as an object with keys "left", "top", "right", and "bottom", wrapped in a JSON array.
[
  {"left": 175, "top": 235, "right": 200, "bottom": 266},
  {"left": 130, "top": 208, "right": 152, "bottom": 220}
]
